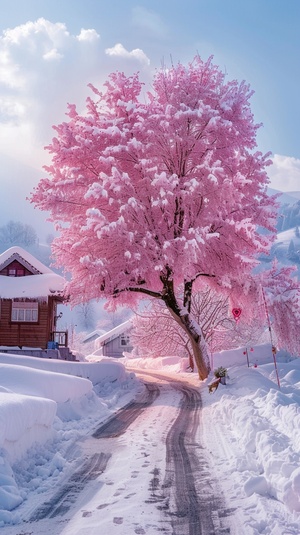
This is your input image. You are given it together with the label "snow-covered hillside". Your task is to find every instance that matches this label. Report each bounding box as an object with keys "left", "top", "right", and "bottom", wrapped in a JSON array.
[{"left": 271, "top": 227, "right": 300, "bottom": 274}]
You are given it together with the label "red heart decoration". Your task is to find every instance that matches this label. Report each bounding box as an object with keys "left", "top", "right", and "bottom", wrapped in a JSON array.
[{"left": 232, "top": 307, "right": 242, "bottom": 320}]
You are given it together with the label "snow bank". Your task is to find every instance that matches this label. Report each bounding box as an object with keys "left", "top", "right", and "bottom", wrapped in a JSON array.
[
  {"left": 0, "top": 352, "right": 127, "bottom": 385},
  {"left": 0, "top": 391, "right": 56, "bottom": 462},
  {"left": 0, "top": 353, "right": 139, "bottom": 525},
  {"left": 202, "top": 361, "right": 300, "bottom": 522},
  {"left": 0, "top": 457, "right": 23, "bottom": 516},
  {"left": 0, "top": 363, "right": 92, "bottom": 402},
  {"left": 121, "top": 354, "right": 189, "bottom": 373},
  {"left": 212, "top": 343, "right": 279, "bottom": 368}
]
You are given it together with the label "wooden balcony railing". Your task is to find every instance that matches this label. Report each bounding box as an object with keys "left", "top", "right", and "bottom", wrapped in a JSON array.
[{"left": 50, "top": 330, "right": 68, "bottom": 347}]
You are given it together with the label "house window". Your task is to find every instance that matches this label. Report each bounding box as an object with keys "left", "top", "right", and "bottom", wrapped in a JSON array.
[
  {"left": 8, "top": 267, "right": 25, "bottom": 277},
  {"left": 120, "top": 334, "right": 130, "bottom": 347},
  {"left": 11, "top": 301, "right": 38, "bottom": 322}
]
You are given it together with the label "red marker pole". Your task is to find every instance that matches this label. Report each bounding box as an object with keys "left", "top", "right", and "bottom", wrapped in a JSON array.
[
  {"left": 261, "top": 286, "right": 281, "bottom": 389},
  {"left": 243, "top": 348, "right": 250, "bottom": 367}
]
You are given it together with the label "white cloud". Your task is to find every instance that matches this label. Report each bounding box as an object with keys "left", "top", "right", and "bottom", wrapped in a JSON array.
[
  {"left": 2, "top": 18, "right": 70, "bottom": 51},
  {"left": 105, "top": 42, "right": 150, "bottom": 65},
  {"left": 0, "top": 18, "right": 70, "bottom": 95},
  {"left": 132, "top": 6, "right": 168, "bottom": 39},
  {"left": 76, "top": 28, "right": 100, "bottom": 42},
  {"left": 0, "top": 18, "right": 153, "bottom": 239},
  {"left": 43, "top": 48, "right": 63, "bottom": 61},
  {"left": 0, "top": 96, "right": 26, "bottom": 121},
  {"left": 268, "top": 154, "right": 300, "bottom": 193},
  {"left": 0, "top": 19, "right": 152, "bottom": 171},
  {"left": 0, "top": 51, "right": 25, "bottom": 90},
  {"left": 0, "top": 22, "right": 98, "bottom": 148}
]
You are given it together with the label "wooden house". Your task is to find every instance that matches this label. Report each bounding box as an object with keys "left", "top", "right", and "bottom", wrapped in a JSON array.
[
  {"left": 90, "top": 320, "right": 133, "bottom": 358},
  {"left": 0, "top": 246, "right": 70, "bottom": 357}
]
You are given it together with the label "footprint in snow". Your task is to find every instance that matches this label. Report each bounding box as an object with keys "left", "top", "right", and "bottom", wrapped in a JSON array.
[{"left": 113, "top": 517, "right": 124, "bottom": 524}]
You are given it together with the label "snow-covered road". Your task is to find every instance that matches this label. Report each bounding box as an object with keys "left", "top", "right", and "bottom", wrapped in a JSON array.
[
  {"left": 1, "top": 354, "right": 299, "bottom": 534},
  {"left": 1, "top": 372, "right": 236, "bottom": 535}
]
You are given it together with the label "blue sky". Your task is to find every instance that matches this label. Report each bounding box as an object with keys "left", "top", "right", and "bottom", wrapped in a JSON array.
[{"left": 0, "top": 0, "right": 299, "bottom": 236}]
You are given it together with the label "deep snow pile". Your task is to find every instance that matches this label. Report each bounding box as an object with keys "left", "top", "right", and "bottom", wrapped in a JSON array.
[
  {"left": 200, "top": 358, "right": 300, "bottom": 533},
  {"left": 0, "top": 353, "right": 140, "bottom": 526}
]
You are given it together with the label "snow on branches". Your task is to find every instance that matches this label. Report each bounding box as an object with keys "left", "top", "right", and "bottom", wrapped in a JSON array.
[{"left": 31, "top": 55, "right": 299, "bottom": 377}]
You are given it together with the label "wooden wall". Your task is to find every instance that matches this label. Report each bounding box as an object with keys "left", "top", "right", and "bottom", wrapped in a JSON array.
[
  {"left": 0, "top": 260, "right": 33, "bottom": 277},
  {"left": 0, "top": 298, "right": 53, "bottom": 349}
]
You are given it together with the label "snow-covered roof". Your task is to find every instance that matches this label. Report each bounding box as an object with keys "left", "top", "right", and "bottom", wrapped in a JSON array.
[
  {"left": 0, "top": 273, "right": 65, "bottom": 298},
  {"left": 82, "top": 329, "right": 107, "bottom": 344},
  {"left": 0, "top": 247, "right": 65, "bottom": 298},
  {"left": 95, "top": 320, "right": 133, "bottom": 346},
  {"left": 0, "top": 246, "right": 53, "bottom": 274}
]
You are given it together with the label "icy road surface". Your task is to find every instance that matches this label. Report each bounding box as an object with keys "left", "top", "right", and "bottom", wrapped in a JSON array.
[{"left": 1, "top": 372, "right": 236, "bottom": 535}]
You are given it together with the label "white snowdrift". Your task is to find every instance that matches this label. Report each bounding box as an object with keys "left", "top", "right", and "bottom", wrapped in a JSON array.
[
  {"left": 0, "top": 352, "right": 127, "bottom": 385},
  {"left": 0, "top": 362, "right": 92, "bottom": 402},
  {"left": 0, "top": 353, "right": 138, "bottom": 525},
  {"left": 121, "top": 354, "right": 189, "bottom": 373},
  {"left": 0, "top": 391, "right": 56, "bottom": 462},
  {"left": 202, "top": 360, "right": 300, "bottom": 518}
]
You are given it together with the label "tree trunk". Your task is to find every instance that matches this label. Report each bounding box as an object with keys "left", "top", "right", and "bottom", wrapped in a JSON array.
[
  {"left": 187, "top": 331, "right": 209, "bottom": 380},
  {"left": 161, "top": 281, "right": 209, "bottom": 380}
]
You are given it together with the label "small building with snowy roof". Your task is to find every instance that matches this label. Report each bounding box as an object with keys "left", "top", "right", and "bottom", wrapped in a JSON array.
[
  {"left": 82, "top": 328, "right": 107, "bottom": 345},
  {"left": 0, "top": 246, "right": 71, "bottom": 357},
  {"left": 91, "top": 320, "right": 133, "bottom": 358}
]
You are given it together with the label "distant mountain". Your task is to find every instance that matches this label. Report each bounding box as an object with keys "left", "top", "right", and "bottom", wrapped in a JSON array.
[
  {"left": 262, "top": 226, "right": 300, "bottom": 278},
  {"left": 267, "top": 187, "right": 300, "bottom": 206},
  {"left": 285, "top": 191, "right": 300, "bottom": 200},
  {"left": 266, "top": 188, "right": 300, "bottom": 233}
]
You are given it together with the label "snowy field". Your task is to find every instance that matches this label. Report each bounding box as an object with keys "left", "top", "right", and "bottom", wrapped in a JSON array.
[{"left": 0, "top": 347, "right": 299, "bottom": 534}]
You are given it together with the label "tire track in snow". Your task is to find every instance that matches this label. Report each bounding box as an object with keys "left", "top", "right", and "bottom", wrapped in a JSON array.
[
  {"left": 29, "top": 382, "right": 160, "bottom": 522},
  {"left": 92, "top": 382, "right": 160, "bottom": 438},
  {"left": 142, "top": 377, "right": 233, "bottom": 534},
  {"left": 30, "top": 452, "right": 111, "bottom": 521},
  {"left": 167, "top": 382, "right": 234, "bottom": 534}
]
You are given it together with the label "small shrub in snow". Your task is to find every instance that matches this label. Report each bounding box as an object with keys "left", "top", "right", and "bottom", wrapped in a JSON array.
[{"left": 214, "top": 366, "right": 228, "bottom": 378}]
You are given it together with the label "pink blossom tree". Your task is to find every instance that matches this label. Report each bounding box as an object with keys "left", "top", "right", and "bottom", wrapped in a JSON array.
[
  {"left": 258, "top": 262, "right": 300, "bottom": 356},
  {"left": 31, "top": 56, "right": 282, "bottom": 379},
  {"left": 131, "top": 301, "right": 193, "bottom": 363},
  {"left": 222, "top": 261, "right": 300, "bottom": 357},
  {"left": 131, "top": 288, "right": 233, "bottom": 369}
]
